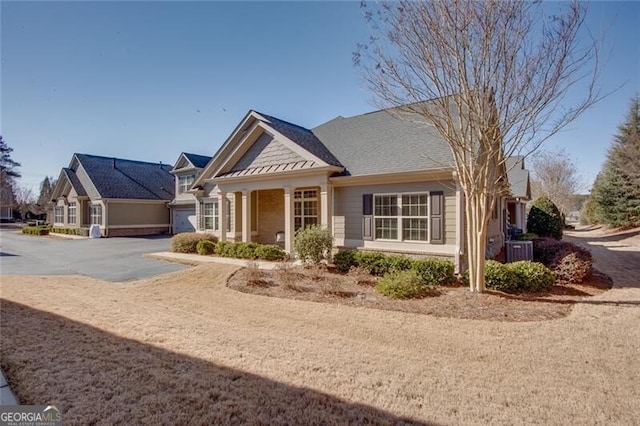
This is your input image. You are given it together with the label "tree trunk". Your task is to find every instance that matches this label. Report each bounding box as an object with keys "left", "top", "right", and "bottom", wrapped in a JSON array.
[{"left": 465, "top": 192, "right": 488, "bottom": 293}]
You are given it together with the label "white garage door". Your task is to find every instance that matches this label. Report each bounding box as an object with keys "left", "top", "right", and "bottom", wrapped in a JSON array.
[{"left": 173, "top": 208, "right": 197, "bottom": 233}]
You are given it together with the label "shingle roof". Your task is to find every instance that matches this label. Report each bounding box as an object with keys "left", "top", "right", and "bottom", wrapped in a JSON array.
[
  {"left": 311, "top": 107, "right": 454, "bottom": 176},
  {"left": 505, "top": 156, "right": 530, "bottom": 199},
  {"left": 62, "top": 167, "right": 87, "bottom": 197},
  {"left": 183, "top": 152, "right": 211, "bottom": 169},
  {"left": 75, "top": 154, "right": 174, "bottom": 200},
  {"left": 256, "top": 112, "right": 343, "bottom": 167}
]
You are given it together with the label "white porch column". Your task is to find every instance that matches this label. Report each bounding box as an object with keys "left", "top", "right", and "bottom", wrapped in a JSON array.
[
  {"left": 320, "top": 183, "right": 330, "bottom": 228},
  {"left": 218, "top": 191, "right": 227, "bottom": 242},
  {"left": 283, "top": 186, "right": 295, "bottom": 255},
  {"left": 241, "top": 190, "right": 251, "bottom": 243},
  {"left": 520, "top": 203, "right": 527, "bottom": 232},
  {"left": 515, "top": 201, "right": 523, "bottom": 230}
]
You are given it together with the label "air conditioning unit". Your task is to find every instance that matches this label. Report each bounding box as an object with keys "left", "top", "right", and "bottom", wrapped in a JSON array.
[{"left": 505, "top": 241, "right": 533, "bottom": 262}]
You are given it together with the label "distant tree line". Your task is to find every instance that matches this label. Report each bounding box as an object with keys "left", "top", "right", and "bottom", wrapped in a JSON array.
[{"left": 583, "top": 96, "right": 640, "bottom": 228}]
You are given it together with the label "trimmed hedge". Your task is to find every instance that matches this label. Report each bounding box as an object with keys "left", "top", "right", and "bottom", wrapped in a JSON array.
[
  {"left": 51, "top": 227, "right": 90, "bottom": 237},
  {"left": 334, "top": 249, "right": 455, "bottom": 286},
  {"left": 171, "top": 233, "right": 218, "bottom": 253},
  {"left": 255, "top": 244, "right": 287, "bottom": 261},
  {"left": 411, "top": 258, "right": 456, "bottom": 286},
  {"left": 376, "top": 270, "right": 432, "bottom": 299},
  {"left": 196, "top": 240, "right": 216, "bottom": 255},
  {"left": 22, "top": 226, "right": 49, "bottom": 236},
  {"left": 527, "top": 196, "right": 564, "bottom": 239},
  {"left": 466, "top": 260, "right": 555, "bottom": 292}
]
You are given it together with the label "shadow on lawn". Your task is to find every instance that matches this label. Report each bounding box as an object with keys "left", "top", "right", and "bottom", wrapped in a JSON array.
[{"left": 0, "top": 300, "right": 429, "bottom": 425}]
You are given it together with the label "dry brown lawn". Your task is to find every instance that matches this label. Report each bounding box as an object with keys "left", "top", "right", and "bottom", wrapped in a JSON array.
[
  {"left": 229, "top": 264, "right": 611, "bottom": 322},
  {"left": 1, "top": 263, "right": 639, "bottom": 425}
]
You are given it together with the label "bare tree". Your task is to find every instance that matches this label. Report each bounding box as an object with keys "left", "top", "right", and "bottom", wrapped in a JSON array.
[
  {"left": 530, "top": 148, "right": 582, "bottom": 215},
  {"left": 356, "top": 0, "right": 601, "bottom": 292},
  {"left": 15, "top": 185, "right": 35, "bottom": 221}
]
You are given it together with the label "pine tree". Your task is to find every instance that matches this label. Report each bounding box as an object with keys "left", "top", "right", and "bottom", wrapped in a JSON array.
[
  {"left": 0, "top": 136, "right": 21, "bottom": 180},
  {"left": 590, "top": 96, "right": 640, "bottom": 227}
]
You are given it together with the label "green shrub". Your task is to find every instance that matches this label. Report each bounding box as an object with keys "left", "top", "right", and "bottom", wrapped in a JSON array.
[
  {"left": 171, "top": 233, "right": 218, "bottom": 253},
  {"left": 50, "top": 227, "right": 89, "bottom": 236},
  {"left": 526, "top": 196, "right": 564, "bottom": 239},
  {"left": 375, "top": 270, "right": 433, "bottom": 299},
  {"left": 354, "top": 251, "right": 389, "bottom": 276},
  {"left": 333, "top": 250, "right": 357, "bottom": 273},
  {"left": 464, "top": 260, "right": 555, "bottom": 292},
  {"left": 255, "top": 244, "right": 287, "bottom": 261},
  {"left": 196, "top": 240, "right": 216, "bottom": 255},
  {"left": 507, "top": 261, "right": 555, "bottom": 292},
  {"left": 411, "top": 258, "right": 456, "bottom": 286},
  {"left": 386, "top": 255, "right": 413, "bottom": 273},
  {"left": 21, "top": 226, "right": 49, "bottom": 236},
  {"left": 483, "top": 260, "right": 517, "bottom": 291},
  {"left": 215, "top": 241, "right": 235, "bottom": 257},
  {"left": 294, "top": 225, "right": 333, "bottom": 264},
  {"left": 235, "top": 242, "right": 259, "bottom": 259}
]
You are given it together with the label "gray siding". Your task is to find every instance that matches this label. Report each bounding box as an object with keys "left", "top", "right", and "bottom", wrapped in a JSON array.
[
  {"left": 231, "top": 132, "right": 304, "bottom": 172},
  {"left": 334, "top": 180, "right": 457, "bottom": 245}
]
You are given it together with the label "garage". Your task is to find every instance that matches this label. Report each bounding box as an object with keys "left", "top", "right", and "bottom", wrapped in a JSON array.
[{"left": 172, "top": 208, "right": 197, "bottom": 234}]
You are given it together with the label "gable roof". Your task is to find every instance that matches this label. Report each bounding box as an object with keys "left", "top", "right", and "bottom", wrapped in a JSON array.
[
  {"left": 505, "top": 156, "right": 531, "bottom": 199},
  {"left": 74, "top": 154, "right": 174, "bottom": 200},
  {"left": 182, "top": 152, "right": 211, "bottom": 169},
  {"left": 311, "top": 107, "right": 454, "bottom": 177},
  {"left": 256, "top": 112, "right": 343, "bottom": 168},
  {"left": 61, "top": 168, "right": 87, "bottom": 197}
]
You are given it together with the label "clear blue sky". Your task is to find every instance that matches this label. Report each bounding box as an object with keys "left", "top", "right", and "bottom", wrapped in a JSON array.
[{"left": 2, "top": 1, "right": 638, "bottom": 195}]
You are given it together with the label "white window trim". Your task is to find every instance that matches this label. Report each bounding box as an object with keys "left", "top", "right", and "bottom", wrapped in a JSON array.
[
  {"left": 202, "top": 200, "right": 219, "bottom": 231},
  {"left": 90, "top": 204, "right": 102, "bottom": 226},
  {"left": 54, "top": 206, "right": 65, "bottom": 224},
  {"left": 178, "top": 175, "right": 195, "bottom": 194},
  {"left": 373, "top": 192, "right": 430, "bottom": 242},
  {"left": 67, "top": 203, "right": 77, "bottom": 225},
  {"left": 294, "top": 188, "right": 319, "bottom": 231}
]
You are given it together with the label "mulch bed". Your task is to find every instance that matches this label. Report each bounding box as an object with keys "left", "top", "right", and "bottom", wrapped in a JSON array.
[{"left": 227, "top": 265, "right": 612, "bottom": 322}]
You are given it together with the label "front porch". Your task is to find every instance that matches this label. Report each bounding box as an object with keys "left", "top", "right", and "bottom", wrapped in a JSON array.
[{"left": 196, "top": 180, "right": 331, "bottom": 255}]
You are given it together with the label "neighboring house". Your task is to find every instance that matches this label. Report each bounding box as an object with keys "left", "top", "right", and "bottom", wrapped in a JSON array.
[
  {"left": 168, "top": 152, "right": 212, "bottom": 233},
  {"left": 49, "top": 154, "right": 174, "bottom": 236},
  {"left": 184, "top": 102, "right": 522, "bottom": 272},
  {"left": 505, "top": 156, "right": 531, "bottom": 236}
]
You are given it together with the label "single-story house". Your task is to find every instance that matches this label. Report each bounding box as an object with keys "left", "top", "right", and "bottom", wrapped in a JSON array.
[
  {"left": 49, "top": 153, "right": 174, "bottom": 237},
  {"left": 177, "top": 101, "right": 528, "bottom": 272},
  {"left": 168, "top": 152, "right": 212, "bottom": 233}
]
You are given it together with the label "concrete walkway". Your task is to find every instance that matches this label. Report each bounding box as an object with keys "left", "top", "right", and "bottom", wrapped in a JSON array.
[
  {"left": 0, "top": 370, "right": 17, "bottom": 405},
  {"left": 145, "top": 252, "right": 289, "bottom": 270}
]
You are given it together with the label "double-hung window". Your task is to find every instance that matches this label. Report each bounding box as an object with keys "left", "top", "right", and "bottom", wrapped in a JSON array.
[
  {"left": 54, "top": 206, "right": 64, "bottom": 224},
  {"left": 202, "top": 201, "right": 218, "bottom": 231},
  {"left": 67, "top": 203, "right": 77, "bottom": 224},
  {"left": 294, "top": 189, "right": 318, "bottom": 231},
  {"left": 178, "top": 175, "right": 195, "bottom": 194},
  {"left": 374, "top": 193, "right": 429, "bottom": 241},
  {"left": 90, "top": 204, "right": 102, "bottom": 225}
]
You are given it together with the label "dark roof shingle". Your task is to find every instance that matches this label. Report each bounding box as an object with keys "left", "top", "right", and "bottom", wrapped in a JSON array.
[
  {"left": 256, "top": 112, "right": 343, "bottom": 167},
  {"left": 311, "top": 108, "right": 454, "bottom": 176},
  {"left": 183, "top": 152, "right": 211, "bottom": 169},
  {"left": 62, "top": 167, "right": 87, "bottom": 197},
  {"left": 75, "top": 154, "right": 174, "bottom": 200}
]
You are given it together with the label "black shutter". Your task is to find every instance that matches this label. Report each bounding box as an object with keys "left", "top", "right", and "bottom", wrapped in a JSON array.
[
  {"left": 430, "top": 191, "right": 444, "bottom": 244},
  {"left": 362, "top": 194, "right": 373, "bottom": 240}
]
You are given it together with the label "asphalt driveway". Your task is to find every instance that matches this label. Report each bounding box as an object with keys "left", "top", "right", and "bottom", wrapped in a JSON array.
[{"left": 0, "top": 229, "right": 185, "bottom": 282}]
